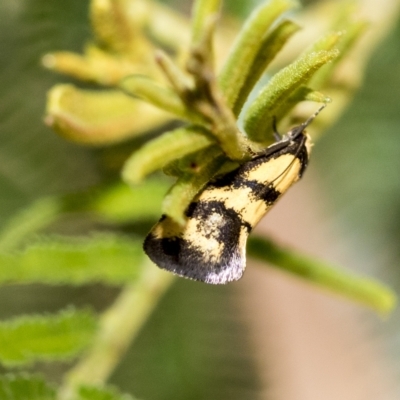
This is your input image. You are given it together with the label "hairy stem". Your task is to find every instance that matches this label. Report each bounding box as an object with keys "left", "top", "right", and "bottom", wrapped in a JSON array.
[
  {"left": 58, "top": 265, "right": 174, "bottom": 400},
  {"left": 248, "top": 236, "right": 396, "bottom": 316}
]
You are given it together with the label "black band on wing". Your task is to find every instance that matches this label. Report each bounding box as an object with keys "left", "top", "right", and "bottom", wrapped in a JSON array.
[{"left": 144, "top": 200, "right": 250, "bottom": 284}]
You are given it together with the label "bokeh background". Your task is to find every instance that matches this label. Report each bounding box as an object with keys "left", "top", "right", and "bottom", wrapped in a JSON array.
[{"left": 0, "top": 0, "right": 400, "bottom": 399}]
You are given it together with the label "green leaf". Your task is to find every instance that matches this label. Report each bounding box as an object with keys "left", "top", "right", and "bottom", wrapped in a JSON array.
[
  {"left": 89, "top": 181, "right": 169, "bottom": 223},
  {"left": 191, "top": 0, "right": 222, "bottom": 45},
  {"left": 310, "top": 22, "right": 369, "bottom": 89},
  {"left": 287, "top": 87, "right": 331, "bottom": 104},
  {"left": 0, "top": 234, "right": 144, "bottom": 285},
  {"left": 243, "top": 49, "right": 339, "bottom": 142},
  {"left": 0, "top": 308, "right": 97, "bottom": 366},
  {"left": 232, "top": 19, "right": 301, "bottom": 116},
  {"left": 120, "top": 76, "right": 192, "bottom": 121},
  {"left": 162, "top": 146, "right": 226, "bottom": 225},
  {"left": 122, "top": 126, "right": 214, "bottom": 185},
  {"left": 247, "top": 236, "right": 397, "bottom": 316},
  {"left": 0, "top": 374, "right": 55, "bottom": 400},
  {"left": 0, "top": 198, "right": 62, "bottom": 252},
  {"left": 46, "top": 84, "right": 171, "bottom": 146},
  {"left": 77, "top": 385, "right": 136, "bottom": 400},
  {"left": 303, "top": 30, "right": 343, "bottom": 54},
  {"left": 272, "top": 86, "right": 331, "bottom": 124},
  {"left": 218, "top": 0, "right": 298, "bottom": 110},
  {"left": 154, "top": 50, "right": 193, "bottom": 96}
]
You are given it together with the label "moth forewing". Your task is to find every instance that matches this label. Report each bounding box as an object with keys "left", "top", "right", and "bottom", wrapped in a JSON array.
[{"left": 144, "top": 113, "right": 319, "bottom": 284}]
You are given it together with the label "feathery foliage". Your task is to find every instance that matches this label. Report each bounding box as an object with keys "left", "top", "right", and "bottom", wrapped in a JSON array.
[
  {"left": 0, "top": 234, "right": 143, "bottom": 285},
  {"left": 0, "top": 375, "right": 55, "bottom": 400},
  {"left": 0, "top": 308, "right": 97, "bottom": 366},
  {"left": 77, "top": 385, "right": 137, "bottom": 400}
]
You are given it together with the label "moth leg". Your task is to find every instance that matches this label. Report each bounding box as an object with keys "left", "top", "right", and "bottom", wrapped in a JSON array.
[{"left": 272, "top": 116, "right": 282, "bottom": 142}]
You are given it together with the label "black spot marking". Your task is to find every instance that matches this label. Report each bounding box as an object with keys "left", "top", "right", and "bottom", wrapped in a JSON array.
[
  {"left": 254, "top": 183, "right": 281, "bottom": 205},
  {"left": 160, "top": 237, "right": 180, "bottom": 258},
  {"left": 242, "top": 220, "right": 252, "bottom": 233},
  {"left": 210, "top": 173, "right": 282, "bottom": 207},
  {"left": 185, "top": 201, "right": 197, "bottom": 218},
  {"left": 144, "top": 201, "right": 249, "bottom": 284},
  {"left": 210, "top": 168, "right": 239, "bottom": 188},
  {"left": 296, "top": 145, "right": 308, "bottom": 177},
  {"left": 189, "top": 200, "right": 249, "bottom": 245}
]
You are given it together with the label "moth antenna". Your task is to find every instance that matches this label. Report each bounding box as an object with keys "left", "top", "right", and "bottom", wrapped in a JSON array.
[
  {"left": 301, "top": 103, "right": 327, "bottom": 130},
  {"left": 288, "top": 103, "right": 327, "bottom": 139}
]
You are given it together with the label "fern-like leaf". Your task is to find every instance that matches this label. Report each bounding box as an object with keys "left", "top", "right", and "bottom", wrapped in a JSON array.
[
  {"left": 77, "top": 385, "right": 136, "bottom": 400},
  {"left": 0, "top": 374, "right": 55, "bottom": 400},
  {"left": 0, "top": 308, "right": 97, "bottom": 366},
  {"left": 0, "top": 234, "right": 144, "bottom": 285}
]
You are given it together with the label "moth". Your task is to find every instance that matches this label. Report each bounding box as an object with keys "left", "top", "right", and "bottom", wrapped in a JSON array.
[{"left": 144, "top": 106, "right": 324, "bottom": 284}]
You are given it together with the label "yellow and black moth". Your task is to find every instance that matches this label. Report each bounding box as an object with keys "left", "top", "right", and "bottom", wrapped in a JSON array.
[{"left": 144, "top": 107, "right": 324, "bottom": 284}]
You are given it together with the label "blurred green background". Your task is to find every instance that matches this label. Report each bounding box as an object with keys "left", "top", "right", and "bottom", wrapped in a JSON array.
[{"left": 0, "top": 0, "right": 399, "bottom": 399}]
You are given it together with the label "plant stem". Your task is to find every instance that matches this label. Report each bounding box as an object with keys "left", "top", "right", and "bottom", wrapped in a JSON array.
[
  {"left": 248, "top": 236, "right": 396, "bottom": 316},
  {"left": 57, "top": 265, "right": 175, "bottom": 400}
]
